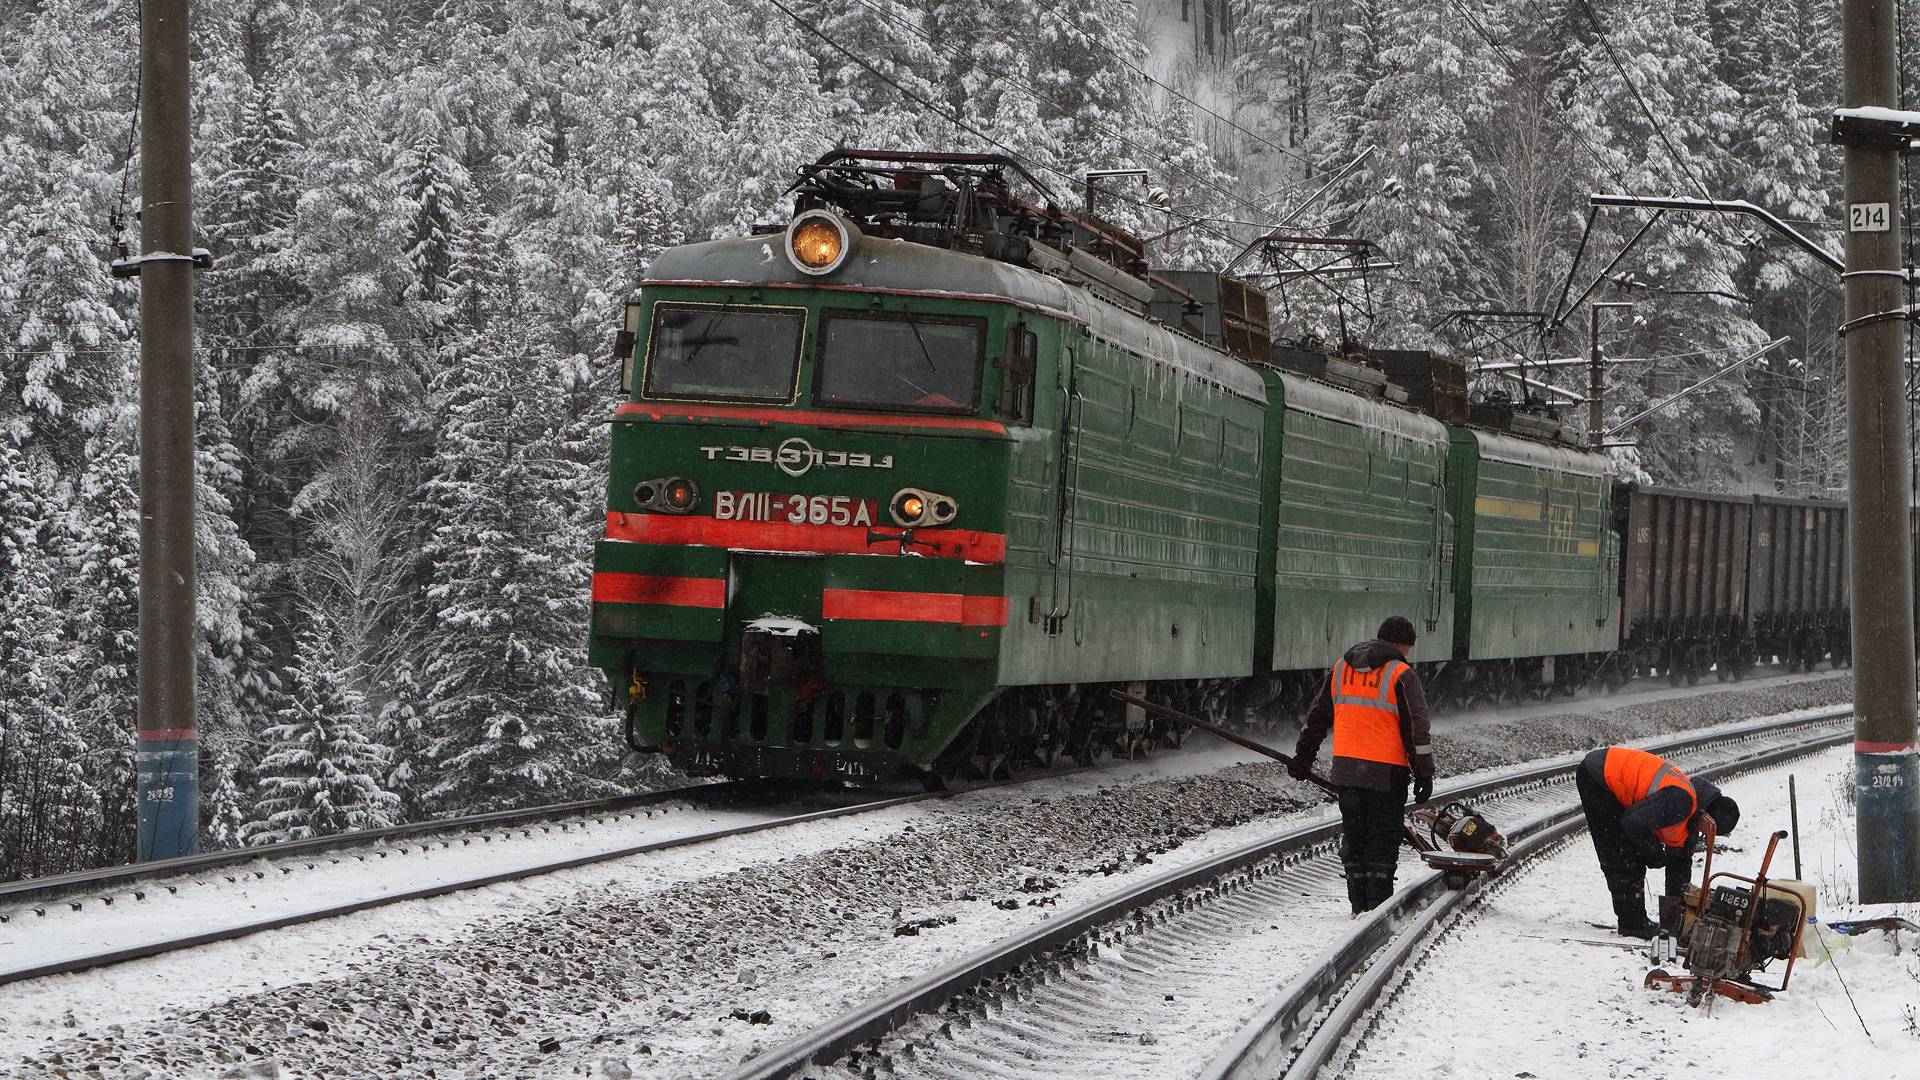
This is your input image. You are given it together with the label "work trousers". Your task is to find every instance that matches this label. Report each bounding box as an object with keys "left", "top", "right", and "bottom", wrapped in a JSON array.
[
  {"left": 1337, "top": 772, "right": 1409, "bottom": 913},
  {"left": 1575, "top": 766, "right": 1692, "bottom": 919}
]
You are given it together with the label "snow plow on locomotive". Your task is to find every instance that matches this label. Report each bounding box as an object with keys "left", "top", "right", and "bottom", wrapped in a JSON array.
[{"left": 587, "top": 149, "right": 1848, "bottom": 784}]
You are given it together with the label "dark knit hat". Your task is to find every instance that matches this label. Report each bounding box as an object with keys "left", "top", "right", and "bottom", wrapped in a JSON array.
[
  {"left": 1378, "top": 615, "right": 1418, "bottom": 647},
  {"left": 1705, "top": 794, "right": 1740, "bottom": 837}
]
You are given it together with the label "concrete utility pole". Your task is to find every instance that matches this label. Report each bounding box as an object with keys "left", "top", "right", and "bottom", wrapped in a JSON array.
[
  {"left": 1588, "top": 302, "right": 1633, "bottom": 450},
  {"left": 1837, "top": 0, "right": 1918, "bottom": 902},
  {"left": 133, "top": 0, "right": 200, "bottom": 859}
]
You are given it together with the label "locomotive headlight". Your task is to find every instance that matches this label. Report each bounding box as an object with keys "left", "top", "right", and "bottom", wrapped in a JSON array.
[
  {"left": 890, "top": 488, "right": 956, "bottom": 528},
  {"left": 785, "top": 209, "right": 857, "bottom": 276}
]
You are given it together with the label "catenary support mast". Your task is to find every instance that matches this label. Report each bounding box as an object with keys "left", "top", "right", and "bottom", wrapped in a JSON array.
[
  {"left": 1839, "top": 0, "right": 1918, "bottom": 902},
  {"left": 1588, "top": 303, "right": 1633, "bottom": 450},
  {"left": 134, "top": 0, "right": 200, "bottom": 859}
]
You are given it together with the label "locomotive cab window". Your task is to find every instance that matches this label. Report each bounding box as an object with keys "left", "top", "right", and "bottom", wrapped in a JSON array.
[
  {"left": 816, "top": 311, "right": 985, "bottom": 413},
  {"left": 642, "top": 302, "right": 805, "bottom": 403}
]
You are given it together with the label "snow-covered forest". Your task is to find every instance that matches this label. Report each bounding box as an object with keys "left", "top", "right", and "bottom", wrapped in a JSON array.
[{"left": 0, "top": 0, "right": 1911, "bottom": 881}]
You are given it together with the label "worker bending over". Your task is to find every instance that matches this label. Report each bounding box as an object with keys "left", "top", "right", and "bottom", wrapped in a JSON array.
[
  {"left": 1292, "top": 615, "right": 1435, "bottom": 914},
  {"left": 1577, "top": 745, "right": 1740, "bottom": 938}
]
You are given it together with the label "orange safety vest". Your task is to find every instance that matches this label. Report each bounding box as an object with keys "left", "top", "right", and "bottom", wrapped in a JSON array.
[
  {"left": 1330, "top": 658, "right": 1411, "bottom": 767},
  {"left": 1602, "top": 746, "right": 1698, "bottom": 848}
]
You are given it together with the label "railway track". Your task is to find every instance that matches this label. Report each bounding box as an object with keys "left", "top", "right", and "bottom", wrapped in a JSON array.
[
  {"left": 0, "top": 778, "right": 973, "bottom": 987},
  {"left": 720, "top": 706, "right": 1851, "bottom": 1080}
]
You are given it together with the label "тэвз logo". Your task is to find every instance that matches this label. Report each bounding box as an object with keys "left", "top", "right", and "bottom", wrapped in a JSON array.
[
  {"left": 698, "top": 441, "right": 896, "bottom": 475},
  {"left": 776, "top": 437, "right": 815, "bottom": 477}
]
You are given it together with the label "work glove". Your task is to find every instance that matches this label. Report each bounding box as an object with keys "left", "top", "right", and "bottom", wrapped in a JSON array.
[
  {"left": 1639, "top": 840, "right": 1668, "bottom": 869},
  {"left": 1287, "top": 753, "right": 1314, "bottom": 781},
  {"left": 1413, "top": 775, "right": 1434, "bottom": 803}
]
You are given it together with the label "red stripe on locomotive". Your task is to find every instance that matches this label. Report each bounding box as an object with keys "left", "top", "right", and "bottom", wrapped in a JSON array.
[
  {"left": 821, "top": 588, "right": 1009, "bottom": 626},
  {"left": 590, "top": 572, "right": 727, "bottom": 609},
  {"left": 614, "top": 401, "right": 1008, "bottom": 434},
  {"left": 604, "top": 511, "right": 1007, "bottom": 564}
]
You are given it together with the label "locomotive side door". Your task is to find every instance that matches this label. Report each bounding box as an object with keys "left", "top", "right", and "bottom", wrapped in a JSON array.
[
  {"left": 1045, "top": 342, "right": 1080, "bottom": 636},
  {"left": 1429, "top": 477, "right": 1448, "bottom": 634}
]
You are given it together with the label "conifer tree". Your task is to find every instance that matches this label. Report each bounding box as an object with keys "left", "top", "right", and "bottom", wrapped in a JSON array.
[
  {"left": 245, "top": 612, "right": 399, "bottom": 843},
  {"left": 418, "top": 216, "right": 619, "bottom": 814},
  {"left": 59, "top": 416, "right": 143, "bottom": 868},
  {"left": 376, "top": 657, "right": 432, "bottom": 821},
  {"left": 0, "top": 440, "right": 94, "bottom": 879}
]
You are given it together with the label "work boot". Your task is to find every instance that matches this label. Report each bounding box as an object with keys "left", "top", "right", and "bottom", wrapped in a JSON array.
[
  {"left": 1367, "top": 867, "right": 1397, "bottom": 911},
  {"left": 1346, "top": 870, "right": 1371, "bottom": 914},
  {"left": 1613, "top": 887, "right": 1658, "bottom": 939}
]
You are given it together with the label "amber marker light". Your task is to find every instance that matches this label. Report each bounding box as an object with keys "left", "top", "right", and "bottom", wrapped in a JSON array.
[
  {"left": 635, "top": 475, "right": 698, "bottom": 514},
  {"left": 784, "top": 209, "right": 856, "bottom": 276},
  {"left": 664, "top": 478, "right": 697, "bottom": 510}
]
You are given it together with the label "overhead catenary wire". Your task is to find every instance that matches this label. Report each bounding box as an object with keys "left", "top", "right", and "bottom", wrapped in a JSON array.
[
  {"left": 830, "top": 0, "right": 1268, "bottom": 233},
  {"left": 109, "top": 0, "right": 141, "bottom": 248},
  {"left": 1898, "top": 0, "right": 1917, "bottom": 498},
  {"left": 1574, "top": 0, "right": 1719, "bottom": 206},
  {"left": 1020, "top": 0, "right": 1312, "bottom": 167},
  {"left": 1574, "top": 0, "right": 1836, "bottom": 300}
]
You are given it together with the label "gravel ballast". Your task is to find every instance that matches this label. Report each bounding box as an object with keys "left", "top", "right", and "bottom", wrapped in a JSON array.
[{"left": 6, "top": 673, "right": 1853, "bottom": 1078}]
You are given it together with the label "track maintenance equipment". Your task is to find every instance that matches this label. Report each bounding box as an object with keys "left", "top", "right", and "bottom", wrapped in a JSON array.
[
  {"left": 1109, "top": 692, "right": 1508, "bottom": 886},
  {"left": 1645, "top": 821, "right": 1815, "bottom": 1006}
]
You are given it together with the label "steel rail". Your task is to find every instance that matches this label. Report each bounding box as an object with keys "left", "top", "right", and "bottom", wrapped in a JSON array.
[
  {"left": 0, "top": 781, "right": 759, "bottom": 908},
  {"left": 0, "top": 784, "right": 966, "bottom": 987},
  {"left": 720, "top": 707, "right": 1852, "bottom": 1080},
  {"left": 4, "top": 671, "right": 1841, "bottom": 912},
  {"left": 1209, "top": 725, "right": 1850, "bottom": 1080}
]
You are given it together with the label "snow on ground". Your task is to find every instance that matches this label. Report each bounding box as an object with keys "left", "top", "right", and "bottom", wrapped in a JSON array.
[
  {"left": 0, "top": 674, "right": 1854, "bottom": 1078},
  {"left": 1350, "top": 742, "right": 1920, "bottom": 1079},
  {"left": 0, "top": 743, "right": 1265, "bottom": 1064}
]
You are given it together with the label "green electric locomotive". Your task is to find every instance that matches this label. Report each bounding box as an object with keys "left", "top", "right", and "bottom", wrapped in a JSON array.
[{"left": 589, "top": 150, "right": 1618, "bottom": 782}]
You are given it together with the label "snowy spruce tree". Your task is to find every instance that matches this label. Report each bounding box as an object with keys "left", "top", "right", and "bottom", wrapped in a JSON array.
[
  {"left": 244, "top": 611, "right": 399, "bottom": 844},
  {"left": 375, "top": 657, "right": 432, "bottom": 821},
  {"left": 57, "top": 420, "right": 143, "bottom": 868},
  {"left": 417, "top": 216, "right": 618, "bottom": 815},
  {"left": 0, "top": 440, "right": 94, "bottom": 879}
]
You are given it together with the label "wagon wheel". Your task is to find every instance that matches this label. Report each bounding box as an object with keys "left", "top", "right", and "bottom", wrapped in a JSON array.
[
  {"left": 1729, "top": 642, "right": 1755, "bottom": 681},
  {"left": 1688, "top": 643, "right": 1713, "bottom": 685}
]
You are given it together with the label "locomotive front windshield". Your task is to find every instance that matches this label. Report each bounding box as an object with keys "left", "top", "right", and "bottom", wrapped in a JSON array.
[
  {"left": 644, "top": 303, "right": 805, "bottom": 402},
  {"left": 816, "top": 311, "right": 984, "bottom": 413}
]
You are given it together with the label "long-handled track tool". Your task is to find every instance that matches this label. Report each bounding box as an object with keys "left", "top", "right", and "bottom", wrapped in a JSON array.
[{"left": 1108, "top": 691, "right": 1507, "bottom": 887}]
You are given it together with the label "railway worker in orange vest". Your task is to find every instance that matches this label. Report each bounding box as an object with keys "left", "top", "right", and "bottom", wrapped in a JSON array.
[
  {"left": 1290, "top": 615, "right": 1435, "bottom": 914},
  {"left": 1576, "top": 745, "right": 1741, "bottom": 938}
]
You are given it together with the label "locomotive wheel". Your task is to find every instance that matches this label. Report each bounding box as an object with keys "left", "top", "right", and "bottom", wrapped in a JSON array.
[{"left": 1035, "top": 725, "right": 1065, "bottom": 770}]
